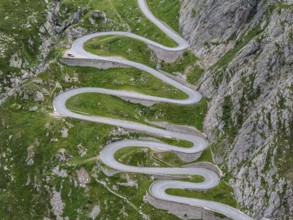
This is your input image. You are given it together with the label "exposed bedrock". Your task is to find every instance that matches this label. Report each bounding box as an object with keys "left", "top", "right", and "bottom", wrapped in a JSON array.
[
  {"left": 180, "top": 0, "right": 293, "bottom": 219},
  {"left": 180, "top": 0, "right": 262, "bottom": 66}
]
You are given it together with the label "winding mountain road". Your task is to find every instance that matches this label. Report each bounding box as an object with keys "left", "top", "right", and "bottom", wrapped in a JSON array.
[{"left": 53, "top": 0, "right": 253, "bottom": 219}]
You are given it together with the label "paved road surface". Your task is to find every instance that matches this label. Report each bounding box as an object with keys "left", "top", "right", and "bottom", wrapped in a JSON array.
[{"left": 53, "top": 1, "right": 253, "bottom": 219}]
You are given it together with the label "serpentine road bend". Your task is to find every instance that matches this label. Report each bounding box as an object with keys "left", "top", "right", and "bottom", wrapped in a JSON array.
[{"left": 53, "top": 0, "right": 253, "bottom": 219}]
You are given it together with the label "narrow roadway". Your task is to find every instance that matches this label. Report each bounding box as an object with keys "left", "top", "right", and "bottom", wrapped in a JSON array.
[{"left": 53, "top": 0, "right": 253, "bottom": 219}]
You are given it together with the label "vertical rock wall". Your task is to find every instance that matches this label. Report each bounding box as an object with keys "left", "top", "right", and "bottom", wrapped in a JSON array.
[{"left": 179, "top": 0, "right": 293, "bottom": 218}]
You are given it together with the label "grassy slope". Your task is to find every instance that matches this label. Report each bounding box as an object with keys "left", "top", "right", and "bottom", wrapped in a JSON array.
[
  {"left": 67, "top": 92, "right": 207, "bottom": 130},
  {"left": 83, "top": 0, "right": 201, "bottom": 79},
  {"left": 137, "top": 0, "right": 237, "bottom": 209},
  {"left": 84, "top": 33, "right": 202, "bottom": 80},
  {"left": 166, "top": 181, "right": 237, "bottom": 208},
  {"left": 62, "top": 65, "right": 188, "bottom": 99},
  {"left": 90, "top": 0, "right": 177, "bottom": 46},
  {"left": 0, "top": 63, "right": 180, "bottom": 219},
  {"left": 0, "top": 0, "right": 46, "bottom": 78},
  {"left": 84, "top": 36, "right": 157, "bottom": 68},
  {"left": 146, "top": 0, "right": 180, "bottom": 33},
  {"left": 0, "top": 0, "right": 237, "bottom": 219}
]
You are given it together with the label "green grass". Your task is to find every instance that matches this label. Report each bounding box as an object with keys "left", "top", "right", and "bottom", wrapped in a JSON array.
[
  {"left": 187, "top": 65, "right": 204, "bottom": 85},
  {"left": 114, "top": 147, "right": 185, "bottom": 167},
  {"left": 166, "top": 181, "right": 238, "bottom": 208},
  {"left": 84, "top": 35, "right": 156, "bottom": 68},
  {"left": 67, "top": 93, "right": 208, "bottom": 132},
  {"left": 154, "top": 98, "right": 208, "bottom": 131},
  {"left": 0, "top": 73, "right": 181, "bottom": 219},
  {"left": 0, "top": 0, "right": 241, "bottom": 218},
  {"left": 0, "top": 0, "right": 46, "bottom": 78},
  {"left": 0, "top": 57, "right": 209, "bottom": 218},
  {"left": 115, "top": 147, "right": 151, "bottom": 166},
  {"left": 91, "top": 171, "right": 180, "bottom": 220},
  {"left": 0, "top": 0, "right": 180, "bottom": 93},
  {"left": 89, "top": 0, "right": 177, "bottom": 47},
  {"left": 84, "top": 37, "right": 201, "bottom": 81},
  {"left": 0, "top": 100, "right": 114, "bottom": 218},
  {"left": 161, "top": 50, "right": 199, "bottom": 73},
  {"left": 156, "top": 137, "right": 194, "bottom": 148},
  {"left": 196, "top": 147, "right": 213, "bottom": 163},
  {"left": 85, "top": 37, "right": 200, "bottom": 80},
  {"left": 55, "top": 63, "right": 187, "bottom": 99},
  {"left": 146, "top": 0, "right": 181, "bottom": 33},
  {"left": 114, "top": 147, "right": 205, "bottom": 182}
]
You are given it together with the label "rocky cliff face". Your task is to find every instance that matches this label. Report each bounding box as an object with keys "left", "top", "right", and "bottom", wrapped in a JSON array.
[
  {"left": 180, "top": 0, "right": 293, "bottom": 219},
  {"left": 0, "top": 0, "right": 87, "bottom": 104}
]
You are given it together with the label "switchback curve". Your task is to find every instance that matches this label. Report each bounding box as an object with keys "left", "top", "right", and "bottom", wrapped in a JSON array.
[{"left": 53, "top": 0, "right": 253, "bottom": 219}]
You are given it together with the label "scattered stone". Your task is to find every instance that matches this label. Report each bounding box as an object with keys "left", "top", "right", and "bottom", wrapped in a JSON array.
[
  {"left": 34, "top": 91, "right": 44, "bottom": 102},
  {"left": 21, "top": 70, "right": 30, "bottom": 79},
  {"left": 33, "top": 79, "right": 44, "bottom": 85},
  {"left": 50, "top": 188, "right": 65, "bottom": 220},
  {"left": 61, "top": 127, "right": 69, "bottom": 138},
  {"left": 117, "top": 174, "right": 138, "bottom": 188},
  {"left": 90, "top": 10, "right": 107, "bottom": 24},
  {"left": 25, "top": 145, "right": 35, "bottom": 166},
  {"left": 41, "top": 88, "right": 50, "bottom": 96},
  {"left": 55, "top": 148, "right": 72, "bottom": 162},
  {"left": 77, "top": 143, "right": 87, "bottom": 157},
  {"left": 97, "top": 163, "right": 120, "bottom": 177},
  {"left": 9, "top": 53, "right": 22, "bottom": 68},
  {"left": 89, "top": 205, "right": 100, "bottom": 220},
  {"left": 76, "top": 167, "right": 90, "bottom": 187},
  {"left": 50, "top": 138, "right": 58, "bottom": 143},
  {"left": 180, "top": 1, "right": 293, "bottom": 217},
  {"left": 29, "top": 106, "right": 38, "bottom": 112},
  {"left": 109, "top": 127, "right": 129, "bottom": 136},
  {"left": 52, "top": 166, "right": 68, "bottom": 178}
]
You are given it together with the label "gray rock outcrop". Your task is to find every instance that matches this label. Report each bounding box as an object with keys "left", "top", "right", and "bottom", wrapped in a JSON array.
[
  {"left": 76, "top": 167, "right": 90, "bottom": 187},
  {"left": 0, "top": 0, "right": 86, "bottom": 104},
  {"left": 180, "top": 0, "right": 263, "bottom": 66},
  {"left": 180, "top": 1, "right": 293, "bottom": 219}
]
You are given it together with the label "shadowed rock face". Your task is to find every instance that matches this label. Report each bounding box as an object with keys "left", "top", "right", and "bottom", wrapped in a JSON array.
[
  {"left": 180, "top": 0, "right": 262, "bottom": 66},
  {"left": 180, "top": 0, "right": 293, "bottom": 219}
]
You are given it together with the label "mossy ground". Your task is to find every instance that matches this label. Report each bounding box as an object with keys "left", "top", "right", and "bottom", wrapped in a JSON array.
[
  {"left": 166, "top": 181, "right": 237, "bottom": 208},
  {"left": 146, "top": 0, "right": 181, "bottom": 33},
  {"left": 84, "top": 35, "right": 203, "bottom": 80},
  {"left": 0, "top": 0, "right": 46, "bottom": 79},
  {"left": 88, "top": 0, "right": 178, "bottom": 46}
]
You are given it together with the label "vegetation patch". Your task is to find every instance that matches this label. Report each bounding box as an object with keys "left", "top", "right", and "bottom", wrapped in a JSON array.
[
  {"left": 67, "top": 93, "right": 207, "bottom": 131},
  {"left": 160, "top": 50, "right": 199, "bottom": 74},
  {"left": 0, "top": 0, "right": 46, "bottom": 78},
  {"left": 146, "top": 0, "right": 181, "bottom": 33},
  {"left": 91, "top": 0, "right": 177, "bottom": 46},
  {"left": 166, "top": 181, "right": 238, "bottom": 208},
  {"left": 0, "top": 0, "right": 240, "bottom": 218},
  {"left": 84, "top": 35, "right": 156, "bottom": 67},
  {"left": 186, "top": 65, "right": 204, "bottom": 85}
]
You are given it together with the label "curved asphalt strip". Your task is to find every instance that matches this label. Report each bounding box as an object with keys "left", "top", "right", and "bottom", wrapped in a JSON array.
[{"left": 53, "top": 0, "right": 253, "bottom": 219}]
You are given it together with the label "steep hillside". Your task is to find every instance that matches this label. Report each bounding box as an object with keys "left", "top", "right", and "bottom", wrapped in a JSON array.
[
  {"left": 0, "top": 0, "right": 46, "bottom": 101},
  {"left": 0, "top": 0, "right": 232, "bottom": 219},
  {"left": 0, "top": 0, "right": 90, "bottom": 104},
  {"left": 1, "top": 0, "right": 292, "bottom": 219},
  {"left": 180, "top": 0, "right": 293, "bottom": 218}
]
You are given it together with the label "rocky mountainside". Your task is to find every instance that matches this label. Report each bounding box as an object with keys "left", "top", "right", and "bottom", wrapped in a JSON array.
[
  {"left": 0, "top": 1, "right": 216, "bottom": 219},
  {"left": 0, "top": 0, "right": 292, "bottom": 219},
  {"left": 0, "top": 0, "right": 78, "bottom": 104},
  {"left": 180, "top": 0, "right": 293, "bottom": 219},
  {"left": 0, "top": 0, "right": 106, "bottom": 104}
]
